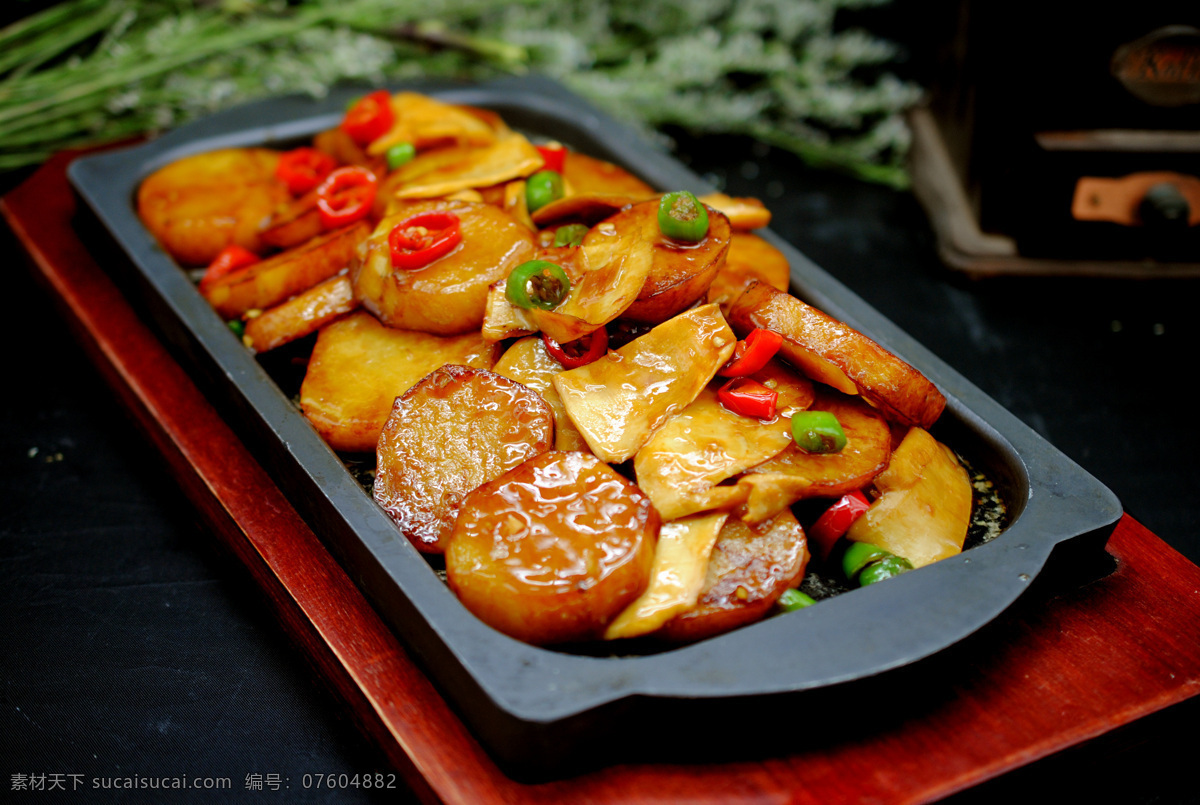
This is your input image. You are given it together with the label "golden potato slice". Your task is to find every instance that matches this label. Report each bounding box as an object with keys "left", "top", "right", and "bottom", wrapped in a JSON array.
[
  {"left": 553, "top": 303, "right": 737, "bottom": 464},
  {"left": 368, "top": 92, "right": 498, "bottom": 155},
  {"left": 492, "top": 336, "right": 590, "bottom": 452},
  {"left": 604, "top": 512, "right": 728, "bottom": 640},
  {"left": 446, "top": 450, "right": 658, "bottom": 645},
  {"left": 137, "top": 147, "right": 290, "bottom": 266},
  {"left": 259, "top": 189, "right": 324, "bottom": 250},
  {"left": 737, "top": 388, "right": 892, "bottom": 523},
  {"left": 242, "top": 273, "right": 359, "bottom": 353},
  {"left": 610, "top": 199, "right": 732, "bottom": 325},
  {"left": 697, "top": 193, "right": 771, "bottom": 230},
  {"left": 202, "top": 221, "right": 370, "bottom": 320},
  {"left": 727, "top": 282, "right": 947, "bottom": 429},
  {"left": 313, "top": 127, "right": 385, "bottom": 174},
  {"left": 352, "top": 199, "right": 537, "bottom": 335},
  {"left": 560, "top": 151, "right": 656, "bottom": 197},
  {"left": 299, "top": 311, "right": 500, "bottom": 453},
  {"left": 375, "top": 365, "right": 555, "bottom": 554},
  {"left": 634, "top": 359, "right": 815, "bottom": 521},
  {"left": 846, "top": 426, "right": 972, "bottom": 568},
  {"left": 706, "top": 232, "right": 791, "bottom": 312},
  {"left": 657, "top": 508, "right": 809, "bottom": 642},
  {"left": 392, "top": 130, "right": 543, "bottom": 199}
]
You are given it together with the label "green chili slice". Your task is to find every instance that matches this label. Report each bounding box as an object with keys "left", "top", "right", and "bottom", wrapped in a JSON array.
[
  {"left": 858, "top": 554, "right": 914, "bottom": 586},
  {"left": 778, "top": 588, "right": 816, "bottom": 612},
  {"left": 790, "top": 410, "right": 847, "bottom": 453},
  {"left": 553, "top": 223, "right": 588, "bottom": 247},
  {"left": 657, "top": 190, "right": 709, "bottom": 242},
  {"left": 525, "top": 170, "right": 564, "bottom": 213},
  {"left": 385, "top": 142, "right": 416, "bottom": 170},
  {"left": 505, "top": 260, "right": 571, "bottom": 311},
  {"left": 841, "top": 541, "right": 892, "bottom": 580}
]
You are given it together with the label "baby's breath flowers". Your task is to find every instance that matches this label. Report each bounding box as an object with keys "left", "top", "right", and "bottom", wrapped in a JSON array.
[{"left": 0, "top": 0, "right": 921, "bottom": 186}]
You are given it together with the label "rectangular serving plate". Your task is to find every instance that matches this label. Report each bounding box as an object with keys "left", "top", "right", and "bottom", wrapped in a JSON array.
[{"left": 68, "top": 75, "right": 1122, "bottom": 777}]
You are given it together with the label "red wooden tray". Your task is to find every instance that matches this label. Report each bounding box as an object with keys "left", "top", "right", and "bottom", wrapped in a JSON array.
[{"left": 6, "top": 150, "right": 1200, "bottom": 804}]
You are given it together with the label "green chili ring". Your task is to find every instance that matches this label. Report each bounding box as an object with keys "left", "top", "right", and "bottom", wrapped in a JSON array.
[
  {"left": 525, "top": 170, "right": 564, "bottom": 213},
  {"left": 657, "top": 190, "right": 709, "bottom": 242},
  {"left": 790, "top": 410, "right": 848, "bottom": 453},
  {"left": 506, "top": 260, "right": 571, "bottom": 311}
]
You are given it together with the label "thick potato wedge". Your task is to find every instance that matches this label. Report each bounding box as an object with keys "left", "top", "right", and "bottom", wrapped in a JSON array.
[
  {"left": 633, "top": 359, "right": 815, "bottom": 521},
  {"left": 727, "top": 282, "right": 946, "bottom": 429},
  {"left": 846, "top": 426, "right": 972, "bottom": 568},
  {"left": 299, "top": 311, "right": 500, "bottom": 453},
  {"left": 611, "top": 199, "right": 733, "bottom": 324},
  {"left": 657, "top": 508, "right": 809, "bottom": 642},
  {"left": 560, "top": 151, "right": 656, "bottom": 197},
  {"left": 375, "top": 365, "right": 555, "bottom": 554},
  {"left": 202, "top": 221, "right": 370, "bottom": 320},
  {"left": 706, "top": 231, "right": 791, "bottom": 312},
  {"left": 137, "top": 147, "right": 290, "bottom": 266},
  {"left": 242, "top": 273, "right": 358, "bottom": 353},
  {"left": 737, "top": 388, "right": 892, "bottom": 523},
  {"left": 353, "top": 199, "right": 537, "bottom": 335},
  {"left": 446, "top": 450, "right": 658, "bottom": 645},
  {"left": 604, "top": 512, "right": 728, "bottom": 640},
  {"left": 554, "top": 303, "right": 737, "bottom": 464},
  {"left": 492, "top": 336, "right": 590, "bottom": 452}
]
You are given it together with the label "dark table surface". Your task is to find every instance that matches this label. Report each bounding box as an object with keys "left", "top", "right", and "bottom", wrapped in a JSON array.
[{"left": 4, "top": 106, "right": 1200, "bottom": 805}]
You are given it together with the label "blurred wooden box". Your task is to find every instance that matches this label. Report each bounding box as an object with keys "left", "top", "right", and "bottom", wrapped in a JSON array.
[{"left": 907, "top": 1, "right": 1200, "bottom": 277}]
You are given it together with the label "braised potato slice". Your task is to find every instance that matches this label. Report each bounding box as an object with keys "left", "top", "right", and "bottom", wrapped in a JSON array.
[
  {"left": 697, "top": 193, "right": 771, "bottom": 230},
  {"left": 353, "top": 199, "right": 537, "bottom": 335},
  {"left": 375, "top": 366, "right": 555, "bottom": 554},
  {"left": 634, "top": 359, "right": 815, "bottom": 521},
  {"left": 202, "top": 221, "right": 370, "bottom": 320},
  {"left": 530, "top": 193, "right": 641, "bottom": 228},
  {"left": 368, "top": 92, "right": 498, "bottom": 155},
  {"left": 492, "top": 336, "right": 590, "bottom": 452},
  {"left": 846, "top": 426, "right": 972, "bottom": 568},
  {"left": 728, "top": 282, "right": 946, "bottom": 429},
  {"left": 554, "top": 303, "right": 737, "bottom": 464},
  {"left": 706, "top": 232, "right": 791, "bottom": 312},
  {"left": 446, "top": 450, "right": 658, "bottom": 645},
  {"left": 259, "top": 189, "right": 323, "bottom": 250},
  {"left": 561, "top": 151, "right": 656, "bottom": 197},
  {"left": 242, "top": 273, "right": 359, "bottom": 353},
  {"left": 137, "top": 147, "right": 290, "bottom": 266},
  {"left": 604, "top": 512, "right": 728, "bottom": 640},
  {"left": 612, "top": 199, "right": 733, "bottom": 324},
  {"left": 738, "top": 388, "right": 892, "bottom": 523},
  {"left": 299, "top": 311, "right": 500, "bottom": 453},
  {"left": 657, "top": 508, "right": 809, "bottom": 642}
]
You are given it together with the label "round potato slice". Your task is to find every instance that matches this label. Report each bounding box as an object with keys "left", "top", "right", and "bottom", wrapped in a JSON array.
[
  {"left": 137, "top": 147, "right": 290, "bottom": 266},
  {"left": 353, "top": 198, "right": 537, "bottom": 335},
  {"left": 374, "top": 365, "right": 554, "bottom": 554},
  {"left": 607, "top": 198, "right": 733, "bottom": 325},
  {"left": 446, "top": 451, "right": 659, "bottom": 646},
  {"left": 657, "top": 508, "right": 809, "bottom": 642}
]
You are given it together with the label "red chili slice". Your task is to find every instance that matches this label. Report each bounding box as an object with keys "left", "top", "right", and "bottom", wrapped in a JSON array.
[
  {"left": 536, "top": 142, "right": 566, "bottom": 173},
  {"left": 716, "top": 377, "right": 778, "bottom": 419},
  {"left": 543, "top": 326, "right": 608, "bottom": 369},
  {"left": 275, "top": 147, "right": 337, "bottom": 195},
  {"left": 718, "top": 327, "right": 783, "bottom": 377},
  {"left": 340, "top": 90, "right": 394, "bottom": 146},
  {"left": 199, "top": 244, "right": 260, "bottom": 290},
  {"left": 808, "top": 489, "right": 872, "bottom": 561},
  {"left": 316, "top": 166, "right": 377, "bottom": 229},
  {"left": 388, "top": 211, "right": 463, "bottom": 269}
]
